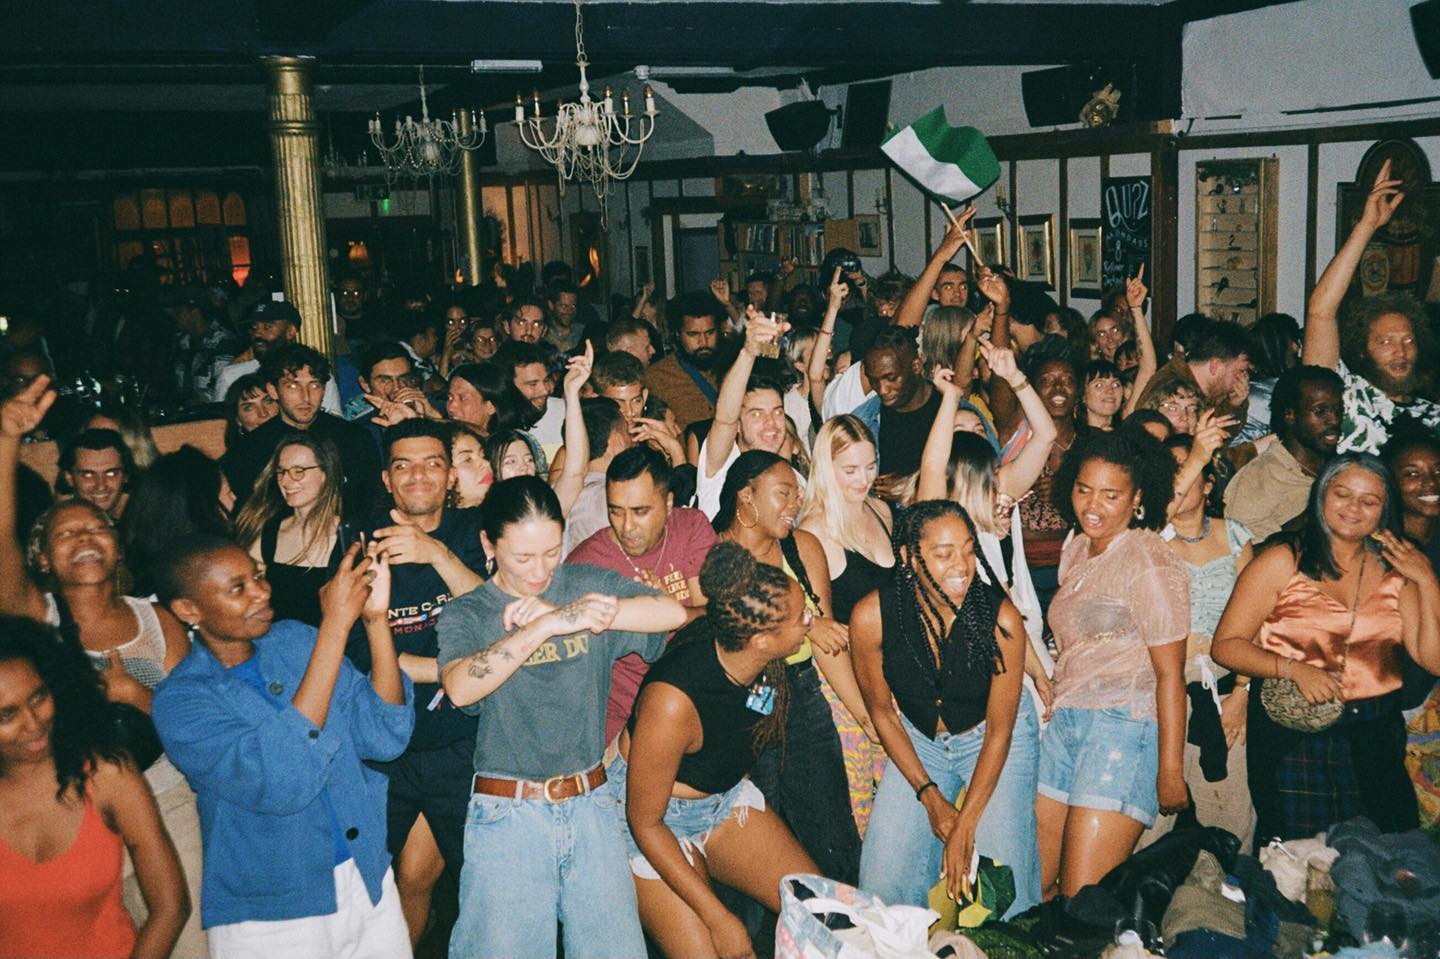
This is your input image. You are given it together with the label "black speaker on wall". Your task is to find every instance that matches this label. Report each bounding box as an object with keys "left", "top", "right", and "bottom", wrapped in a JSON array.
[
  {"left": 1021, "top": 62, "right": 1163, "bottom": 128},
  {"left": 765, "top": 100, "right": 833, "bottom": 152},
  {"left": 1414, "top": 0, "right": 1440, "bottom": 78}
]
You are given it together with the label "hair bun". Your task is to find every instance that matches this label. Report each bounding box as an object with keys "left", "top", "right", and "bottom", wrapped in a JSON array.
[{"left": 699, "top": 542, "right": 761, "bottom": 605}]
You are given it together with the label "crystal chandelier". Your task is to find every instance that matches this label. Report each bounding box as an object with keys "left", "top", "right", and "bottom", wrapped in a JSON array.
[
  {"left": 368, "top": 67, "right": 487, "bottom": 180},
  {"left": 514, "top": 0, "right": 658, "bottom": 226}
]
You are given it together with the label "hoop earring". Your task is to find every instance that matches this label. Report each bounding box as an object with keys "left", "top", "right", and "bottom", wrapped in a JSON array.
[
  {"left": 185, "top": 622, "right": 201, "bottom": 645},
  {"left": 738, "top": 501, "right": 760, "bottom": 530},
  {"left": 1133, "top": 502, "right": 1146, "bottom": 522}
]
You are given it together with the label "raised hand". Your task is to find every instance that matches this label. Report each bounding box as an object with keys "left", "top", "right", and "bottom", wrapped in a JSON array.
[
  {"left": 1190, "top": 409, "right": 1238, "bottom": 460},
  {"left": 0, "top": 376, "right": 55, "bottom": 438},
  {"left": 932, "top": 364, "right": 962, "bottom": 398},
  {"left": 365, "top": 392, "right": 422, "bottom": 428},
  {"left": 319, "top": 543, "right": 374, "bottom": 629},
  {"left": 826, "top": 266, "right": 849, "bottom": 310},
  {"left": 1376, "top": 528, "right": 1440, "bottom": 588},
  {"left": 742, "top": 306, "right": 788, "bottom": 357},
  {"left": 1125, "top": 262, "right": 1148, "bottom": 310},
  {"left": 563, "top": 340, "right": 594, "bottom": 397},
  {"left": 976, "top": 266, "right": 1010, "bottom": 314},
  {"left": 709, "top": 277, "right": 732, "bottom": 305},
  {"left": 1361, "top": 158, "right": 1405, "bottom": 232},
  {"left": 978, "top": 338, "right": 1024, "bottom": 389},
  {"left": 941, "top": 204, "right": 978, "bottom": 255},
  {"left": 362, "top": 543, "right": 393, "bottom": 621}
]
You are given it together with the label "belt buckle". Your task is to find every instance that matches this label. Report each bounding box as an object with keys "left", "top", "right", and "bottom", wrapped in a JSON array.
[{"left": 542, "top": 773, "right": 572, "bottom": 803}]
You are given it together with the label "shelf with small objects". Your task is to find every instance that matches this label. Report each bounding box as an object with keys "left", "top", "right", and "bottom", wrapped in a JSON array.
[
  {"left": 717, "top": 218, "right": 864, "bottom": 291},
  {"left": 1194, "top": 157, "right": 1278, "bottom": 327}
]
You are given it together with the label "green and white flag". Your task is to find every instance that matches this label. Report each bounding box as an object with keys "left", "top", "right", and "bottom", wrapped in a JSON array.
[{"left": 881, "top": 106, "right": 1001, "bottom": 203}]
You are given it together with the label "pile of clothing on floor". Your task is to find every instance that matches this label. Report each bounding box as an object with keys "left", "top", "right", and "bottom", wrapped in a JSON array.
[{"left": 930, "top": 817, "right": 1440, "bottom": 959}]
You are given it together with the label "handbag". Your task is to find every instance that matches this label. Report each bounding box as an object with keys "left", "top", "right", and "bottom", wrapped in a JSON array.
[{"left": 1260, "top": 553, "right": 1365, "bottom": 734}]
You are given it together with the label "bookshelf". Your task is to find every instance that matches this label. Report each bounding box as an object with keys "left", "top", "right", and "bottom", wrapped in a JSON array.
[{"left": 717, "top": 218, "right": 862, "bottom": 288}]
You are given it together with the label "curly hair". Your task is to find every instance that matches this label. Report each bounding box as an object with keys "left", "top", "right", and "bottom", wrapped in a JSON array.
[
  {"left": 892, "top": 500, "right": 1008, "bottom": 682},
  {"left": 685, "top": 541, "right": 795, "bottom": 751},
  {"left": 26, "top": 498, "right": 120, "bottom": 584},
  {"left": 1050, "top": 430, "right": 1175, "bottom": 532},
  {"left": 1341, "top": 291, "right": 1435, "bottom": 397},
  {"left": 0, "top": 615, "right": 129, "bottom": 797},
  {"left": 713, "top": 450, "right": 789, "bottom": 534}
]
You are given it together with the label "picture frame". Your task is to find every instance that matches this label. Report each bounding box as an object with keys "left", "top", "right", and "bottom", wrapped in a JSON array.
[
  {"left": 855, "top": 214, "right": 883, "bottom": 257},
  {"left": 971, "top": 217, "right": 1007, "bottom": 271},
  {"left": 1017, "top": 214, "right": 1055, "bottom": 289},
  {"left": 1067, "top": 218, "right": 1103, "bottom": 299}
]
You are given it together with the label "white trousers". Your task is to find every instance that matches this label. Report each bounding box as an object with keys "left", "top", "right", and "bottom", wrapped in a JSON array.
[{"left": 207, "top": 862, "right": 411, "bottom": 959}]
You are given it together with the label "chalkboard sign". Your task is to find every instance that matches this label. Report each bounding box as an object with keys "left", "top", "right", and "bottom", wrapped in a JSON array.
[{"left": 1101, "top": 175, "right": 1151, "bottom": 293}]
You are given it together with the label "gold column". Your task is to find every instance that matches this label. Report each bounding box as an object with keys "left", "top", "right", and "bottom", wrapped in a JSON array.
[
  {"left": 263, "top": 55, "right": 333, "bottom": 358},
  {"left": 457, "top": 109, "right": 484, "bottom": 286}
]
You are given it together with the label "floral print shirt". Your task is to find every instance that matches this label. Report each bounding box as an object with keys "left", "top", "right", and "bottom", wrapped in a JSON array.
[{"left": 1337, "top": 360, "right": 1440, "bottom": 455}]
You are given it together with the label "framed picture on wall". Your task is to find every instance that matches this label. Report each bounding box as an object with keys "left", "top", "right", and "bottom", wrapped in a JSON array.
[
  {"left": 855, "top": 215, "right": 883, "bottom": 257},
  {"left": 1067, "top": 218, "right": 1103, "bottom": 299},
  {"left": 1018, "top": 214, "right": 1055, "bottom": 289},
  {"left": 972, "top": 217, "right": 1007, "bottom": 271}
]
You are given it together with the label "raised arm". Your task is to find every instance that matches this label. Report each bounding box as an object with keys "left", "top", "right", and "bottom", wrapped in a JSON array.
[
  {"left": 710, "top": 278, "right": 744, "bottom": 330},
  {"left": 895, "top": 209, "right": 972, "bottom": 330},
  {"left": 952, "top": 305, "right": 989, "bottom": 395},
  {"left": 359, "top": 547, "right": 405, "bottom": 706},
  {"left": 0, "top": 377, "right": 54, "bottom": 621},
  {"left": 976, "top": 269, "right": 1022, "bottom": 437},
  {"left": 293, "top": 544, "right": 374, "bottom": 729},
  {"left": 808, "top": 268, "right": 849, "bottom": 413},
  {"left": 705, "top": 310, "right": 784, "bottom": 477},
  {"left": 1305, "top": 159, "right": 1404, "bottom": 369},
  {"left": 554, "top": 343, "right": 594, "bottom": 514},
  {"left": 988, "top": 339, "right": 1057, "bottom": 501},
  {"left": 1166, "top": 409, "right": 1235, "bottom": 519},
  {"left": 1122, "top": 266, "right": 1158, "bottom": 415},
  {"left": 917, "top": 366, "right": 962, "bottom": 501}
]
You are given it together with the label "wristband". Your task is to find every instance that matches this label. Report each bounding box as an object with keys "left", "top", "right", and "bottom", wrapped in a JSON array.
[
  {"left": 915, "top": 780, "right": 939, "bottom": 801},
  {"left": 1011, "top": 379, "right": 1032, "bottom": 393},
  {"left": 817, "top": 328, "right": 834, "bottom": 337}
]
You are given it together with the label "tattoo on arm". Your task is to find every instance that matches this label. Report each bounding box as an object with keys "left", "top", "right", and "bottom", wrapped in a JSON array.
[
  {"left": 557, "top": 600, "right": 584, "bottom": 625},
  {"left": 465, "top": 642, "right": 516, "bottom": 680}
]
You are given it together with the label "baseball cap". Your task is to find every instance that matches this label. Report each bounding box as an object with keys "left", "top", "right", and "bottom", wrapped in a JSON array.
[{"left": 247, "top": 300, "right": 301, "bottom": 328}]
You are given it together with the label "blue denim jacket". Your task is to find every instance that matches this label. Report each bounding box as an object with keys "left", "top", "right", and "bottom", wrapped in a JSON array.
[{"left": 153, "top": 619, "right": 414, "bottom": 928}]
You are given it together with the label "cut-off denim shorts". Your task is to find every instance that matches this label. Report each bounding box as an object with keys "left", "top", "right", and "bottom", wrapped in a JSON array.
[
  {"left": 1038, "top": 705, "right": 1160, "bottom": 825},
  {"left": 609, "top": 756, "right": 766, "bottom": 880}
]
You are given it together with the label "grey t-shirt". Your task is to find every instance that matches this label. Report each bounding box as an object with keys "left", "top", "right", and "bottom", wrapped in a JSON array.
[{"left": 436, "top": 562, "right": 663, "bottom": 779}]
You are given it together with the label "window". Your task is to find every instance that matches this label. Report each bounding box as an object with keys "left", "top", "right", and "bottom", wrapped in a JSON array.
[{"left": 110, "top": 187, "right": 252, "bottom": 286}]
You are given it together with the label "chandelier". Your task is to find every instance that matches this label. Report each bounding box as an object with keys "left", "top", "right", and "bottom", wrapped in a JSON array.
[
  {"left": 368, "top": 67, "right": 487, "bottom": 180},
  {"left": 514, "top": 0, "right": 658, "bottom": 226}
]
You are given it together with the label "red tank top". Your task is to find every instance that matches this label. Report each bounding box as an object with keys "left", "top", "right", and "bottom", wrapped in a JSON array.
[{"left": 0, "top": 795, "right": 137, "bottom": 958}]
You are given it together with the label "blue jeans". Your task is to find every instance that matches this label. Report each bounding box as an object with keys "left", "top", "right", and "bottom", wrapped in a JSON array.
[
  {"left": 449, "top": 776, "right": 643, "bottom": 959},
  {"left": 859, "top": 698, "right": 1041, "bottom": 918}
]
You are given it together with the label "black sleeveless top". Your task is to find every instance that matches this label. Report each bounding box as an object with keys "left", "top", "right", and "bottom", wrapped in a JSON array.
[
  {"left": 629, "top": 628, "right": 763, "bottom": 795},
  {"left": 829, "top": 502, "right": 895, "bottom": 625},
  {"left": 878, "top": 578, "right": 996, "bottom": 739},
  {"left": 261, "top": 517, "right": 344, "bottom": 627}
]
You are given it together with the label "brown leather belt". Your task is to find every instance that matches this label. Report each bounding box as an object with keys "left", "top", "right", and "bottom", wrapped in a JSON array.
[{"left": 472, "top": 763, "right": 607, "bottom": 803}]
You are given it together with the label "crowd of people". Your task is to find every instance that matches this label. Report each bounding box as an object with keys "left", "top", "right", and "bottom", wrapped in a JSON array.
[{"left": 1, "top": 159, "right": 1439, "bottom": 959}]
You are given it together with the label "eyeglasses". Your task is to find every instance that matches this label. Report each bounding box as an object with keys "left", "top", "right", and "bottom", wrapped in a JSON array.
[
  {"left": 276, "top": 465, "right": 323, "bottom": 482},
  {"left": 1158, "top": 401, "right": 1199, "bottom": 417}
]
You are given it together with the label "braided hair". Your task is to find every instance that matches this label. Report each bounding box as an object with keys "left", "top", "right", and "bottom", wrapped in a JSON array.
[
  {"left": 892, "top": 500, "right": 1008, "bottom": 681},
  {"left": 691, "top": 541, "right": 794, "bottom": 752}
]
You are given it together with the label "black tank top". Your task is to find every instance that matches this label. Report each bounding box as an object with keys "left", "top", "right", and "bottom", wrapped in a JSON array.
[
  {"left": 831, "top": 550, "right": 892, "bottom": 625},
  {"left": 629, "top": 629, "right": 763, "bottom": 795},
  {"left": 261, "top": 518, "right": 343, "bottom": 627},
  {"left": 878, "top": 578, "right": 996, "bottom": 738}
]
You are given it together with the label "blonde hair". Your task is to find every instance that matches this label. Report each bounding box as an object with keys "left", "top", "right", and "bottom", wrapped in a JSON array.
[
  {"left": 233, "top": 434, "right": 343, "bottom": 562},
  {"left": 798, "top": 415, "right": 879, "bottom": 555},
  {"left": 921, "top": 305, "right": 976, "bottom": 369}
]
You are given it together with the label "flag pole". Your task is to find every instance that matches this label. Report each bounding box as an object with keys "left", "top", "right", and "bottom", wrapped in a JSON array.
[{"left": 940, "top": 200, "right": 984, "bottom": 269}]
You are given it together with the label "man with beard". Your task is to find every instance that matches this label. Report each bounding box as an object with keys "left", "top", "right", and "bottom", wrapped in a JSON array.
[
  {"left": 1306, "top": 160, "right": 1440, "bottom": 454},
  {"left": 222, "top": 343, "right": 380, "bottom": 517},
  {"left": 211, "top": 300, "right": 341, "bottom": 413},
  {"left": 346, "top": 419, "right": 487, "bottom": 949},
  {"left": 58, "top": 428, "right": 132, "bottom": 520},
  {"left": 855, "top": 326, "right": 941, "bottom": 479},
  {"left": 644, "top": 291, "right": 722, "bottom": 429},
  {"left": 566, "top": 444, "right": 713, "bottom": 743},
  {"left": 1134, "top": 319, "right": 1253, "bottom": 422},
  {"left": 1224, "top": 365, "right": 1344, "bottom": 540},
  {"left": 495, "top": 340, "right": 565, "bottom": 453},
  {"left": 696, "top": 312, "right": 796, "bottom": 519}
]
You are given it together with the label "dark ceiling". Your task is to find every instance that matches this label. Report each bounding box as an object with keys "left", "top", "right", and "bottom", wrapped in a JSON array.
[{"left": 0, "top": 0, "right": 1297, "bottom": 172}]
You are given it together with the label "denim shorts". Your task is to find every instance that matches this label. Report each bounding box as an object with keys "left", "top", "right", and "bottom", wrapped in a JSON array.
[
  {"left": 1038, "top": 705, "right": 1160, "bottom": 825},
  {"left": 609, "top": 757, "right": 766, "bottom": 880}
]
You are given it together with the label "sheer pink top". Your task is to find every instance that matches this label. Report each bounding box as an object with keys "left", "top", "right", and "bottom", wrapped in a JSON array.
[{"left": 1049, "top": 529, "right": 1190, "bottom": 719}]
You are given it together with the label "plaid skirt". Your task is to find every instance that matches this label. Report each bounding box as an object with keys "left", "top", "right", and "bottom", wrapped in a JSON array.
[{"left": 1248, "top": 682, "right": 1416, "bottom": 845}]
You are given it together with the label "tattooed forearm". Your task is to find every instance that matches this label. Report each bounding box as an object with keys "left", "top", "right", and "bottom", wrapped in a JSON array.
[
  {"left": 557, "top": 600, "right": 585, "bottom": 625},
  {"left": 466, "top": 647, "right": 495, "bottom": 679}
]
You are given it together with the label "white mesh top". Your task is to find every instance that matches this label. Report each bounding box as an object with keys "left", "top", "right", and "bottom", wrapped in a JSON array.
[{"left": 44, "top": 593, "right": 170, "bottom": 689}]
